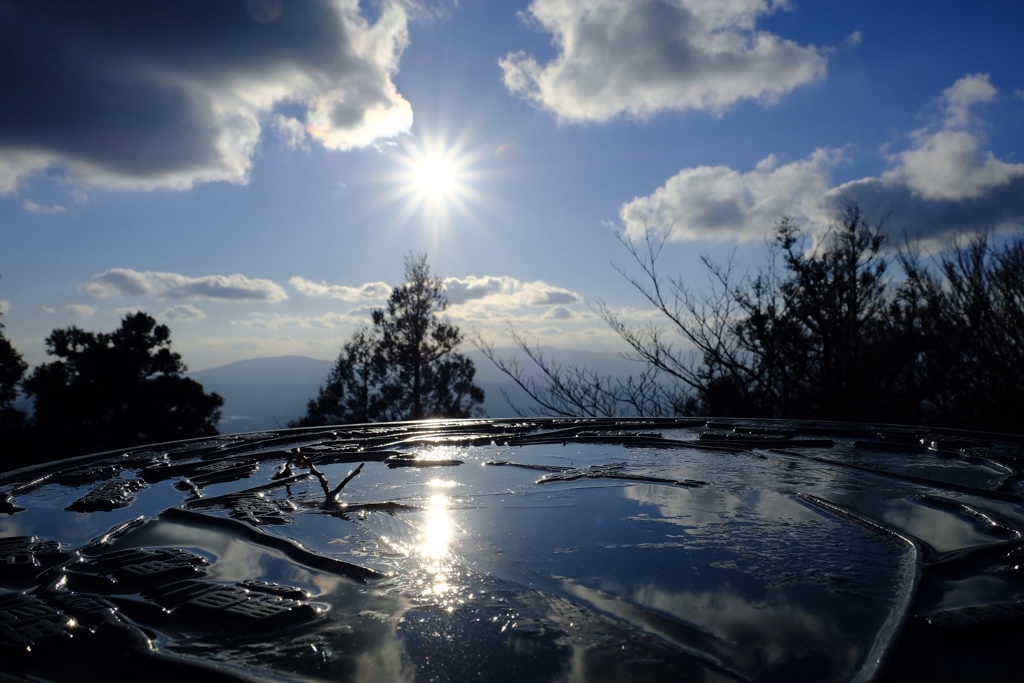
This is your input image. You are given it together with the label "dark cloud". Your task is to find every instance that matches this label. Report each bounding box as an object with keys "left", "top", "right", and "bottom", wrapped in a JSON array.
[
  {"left": 827, "top": 175, "right": 1024, "bottom": 240},
  {"left": 0, "top": 0, "right": 412, "bottom": 192}
]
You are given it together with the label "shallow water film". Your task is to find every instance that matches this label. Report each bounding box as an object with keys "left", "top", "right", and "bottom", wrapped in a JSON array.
[{"left": 3, "top": 418, "right": 1024, "bottom": 682}]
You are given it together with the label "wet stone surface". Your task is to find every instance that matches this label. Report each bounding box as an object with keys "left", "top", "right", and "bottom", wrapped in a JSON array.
[{"left": 2, "top": 417, "right": 1024, "bottom": 681}]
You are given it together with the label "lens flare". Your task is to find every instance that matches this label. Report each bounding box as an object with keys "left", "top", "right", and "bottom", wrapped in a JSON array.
[{"left": 384, "top": 130, "right": 490, "bottom": 247}]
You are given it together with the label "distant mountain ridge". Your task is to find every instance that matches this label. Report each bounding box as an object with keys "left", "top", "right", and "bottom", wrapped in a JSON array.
[
  {"left": 189, "top": 355, "right": 334, "bottom": 433},
  {"left": 189, "top": 348, "right": 639, "bottom": 434}
]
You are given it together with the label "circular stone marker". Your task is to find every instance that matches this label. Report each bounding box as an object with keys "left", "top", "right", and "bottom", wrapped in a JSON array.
[{"left": 2, "top": 417, "right": 1023, "bottom": 682}]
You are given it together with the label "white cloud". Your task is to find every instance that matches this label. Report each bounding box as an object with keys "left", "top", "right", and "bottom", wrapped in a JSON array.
[
  {"left": 277, "top": 271, "right": 594, "bottom": 348},
  {"left": 23, "top": 199, "right": 66, "bottom": 214},
  {"left": 399, "top": 0, "right": 461, "bottom": 22},
  {"left": 65, "top": 303, "right": 96, "bottom": 317},
  {"left": 0, "top": 1, "right": 413, "bottom": 193},
  {"left": 233, "top": 311, "right": 353, "bottom": 330},
  {"left": 882, "top": 129, "right": 1024, "bottom": 202},
  {"left": 289, "top": 277, "right": 391, "bottom": 300},
  {"left": 85, "top": 269, "right": 288, "bottom": 301},
  {"left": 112, "top": 306, "right": 147, "bottom": 319},
  {"left": 443, "top": 275, "right": 594, "bottom": 351},
  {"left": 0, "top": 300, "right": 10, "bottom": 315},
  {"left": 831, "top": 74, "right": 1024, "bottom": 237},
  {"left": 443, "top": 275, "right": 583, "bottom": 308},
  {"left": 288, "top": 273, "right": 585, "bottom": 312},
  {"left": 160, "top": 304, "right": 207, "bottom": 321},
  {"left": 343, "top": 305, "right": 379, "bottom": 320},
  {"left": 270, "top": 115, "right": 311, "bottom": 152},
  {"left": 525, "top": 283, "right": 582, "bottom": 306},
  {"left": 620, "top": 148, "right": 842, "bottom": 242},
  {"left": 623, "top": 74, "right": 1024, "bottom": 242},
  {"left": 41, "top": 306, "right": 55, "bottom": 314},
  {"left": 226, "top": 270, "right": 626, "bottom": 355},
  {"left": 443, "top": 275, "right": 507, "bottom": 304},
  {"left": 544, "top": 305, "right": 574, "bottom": 320},
  {"left": 500, "top": 0, "right": 827, "bottom": 122},
  {"left": 940, "top": 73, "right": 998, "bottom": 127},
  {"left": 878, "top": 74, "right": 1024, "bottom": 201},
  {"left": 0, "top": 151, "right": 52, "bottom": 194}
]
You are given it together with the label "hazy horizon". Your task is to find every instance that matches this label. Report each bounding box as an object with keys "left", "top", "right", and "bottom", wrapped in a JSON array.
[{"left": 186, "top": 345, "right": 645, "bottom": 431}]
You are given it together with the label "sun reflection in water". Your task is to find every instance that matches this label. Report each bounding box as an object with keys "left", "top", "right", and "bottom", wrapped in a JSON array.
[
  {"left": 416, "top": 484, "right": 462, "bottom": 609},
  {"left": 421, "top": 493, "right": 453, "bottom": 561}
]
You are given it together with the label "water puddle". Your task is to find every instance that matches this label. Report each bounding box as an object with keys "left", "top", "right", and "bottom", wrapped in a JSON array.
[{"left": 2, "top": 418, "right": 1023, "bottom": 681}]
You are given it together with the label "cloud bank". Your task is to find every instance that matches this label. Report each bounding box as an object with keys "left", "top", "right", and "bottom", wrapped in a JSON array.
[
  {"left": 289, "top": 277, "right": 392, "bottom": 301},
  {"left": 621, "top": 74, "right": 1024, "bottom": 242},
  {"left": 443, "top": 275, "right": 583, "bottom": 308},
  {"left": 500, "top": 0, "right": 827, "bottom": 122},
  {"left": 85, "top": 269, "right": 288, "bottom": 301},
  {"left": 0, "top": 0, "right": 413, "bottom": 193},
  {"left": 237, "top": 274, "right": 586, "bottom": 335},
  {"left": 161, "top": 304, "right": 208, "bottom": 321},
  {"left": 234, "top": 311, "right": 352, "bottom": 331},
  {"left": 288, "top": 272, "right": 583, "bottom": 310},
  {"left": 620, "top": 148, "right": 842, "bottom": 242}
]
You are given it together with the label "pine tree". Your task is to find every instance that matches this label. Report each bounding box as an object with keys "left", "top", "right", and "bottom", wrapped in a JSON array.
[
  {"left": 295, "top": 254, "right": 484, "bottom": 426},
  {"left": 23, "top": 311, "right": 223, "bottom": 459}
]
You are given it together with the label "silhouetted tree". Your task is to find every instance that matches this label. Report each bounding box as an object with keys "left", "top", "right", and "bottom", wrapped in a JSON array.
[
  {"left": 474, "top": 324, "right": 685, "bottom": 417},
  {"left": 898, "top": 232, "right": 1024, "bottom": 431},
  {"left": 479, "top": 204, "right": 1024, "bottom": 433},
  {"left": 294, "top": 254, "right": 484, "bottom": 426},
  {"left": 479, "top": 205, "right": 897, "bottom": 421},
  {"left": 694, "top": 205, "right": 899, "bottom": 420},
  {"left": 0, "top": 302, "right": 29, "bottom": 452},
  {"left": 23, "top": 311, "right": 223, "bottom": 460},
  {"left": 295, "top": 327, "right": 378, "bottom": 426}
]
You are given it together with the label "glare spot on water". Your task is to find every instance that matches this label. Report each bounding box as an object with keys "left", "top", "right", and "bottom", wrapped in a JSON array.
[
  {"left": 420, "top": 494, "right": 453, "bottom": 561},
  {"left": 416, "top": 493, "right": 463, "bottom": 603}
]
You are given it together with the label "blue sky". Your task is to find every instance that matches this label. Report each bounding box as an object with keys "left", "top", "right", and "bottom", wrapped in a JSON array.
[{"left": 2, "top": 0, "right": 1023, "bottom": 371}]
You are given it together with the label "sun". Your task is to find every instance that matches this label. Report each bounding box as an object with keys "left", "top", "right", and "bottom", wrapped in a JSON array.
[
  {"left": 401, "top": 145, "right": 466, "bottom": 211},
  {"left": 411, "top": 153, "right": 458, "bottom": 202},
  {"left": 386, "top": 133, "right": 484, "bottom": 235}
]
